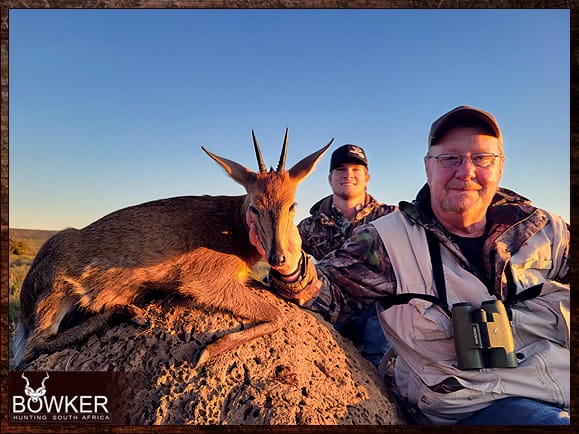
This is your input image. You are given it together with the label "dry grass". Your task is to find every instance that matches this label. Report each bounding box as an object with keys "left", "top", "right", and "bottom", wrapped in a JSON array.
[{"left": 8, "top": 229, "right": 56, "bottom": 335}]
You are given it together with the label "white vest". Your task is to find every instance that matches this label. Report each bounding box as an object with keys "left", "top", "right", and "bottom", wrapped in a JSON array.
[{"left": 371, "top": 210, "right": 569, "bottom": 424}]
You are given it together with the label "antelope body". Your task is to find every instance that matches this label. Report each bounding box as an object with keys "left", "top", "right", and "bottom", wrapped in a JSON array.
[{"left": 13, "top": 130, "right": 332, "bottom": 368}]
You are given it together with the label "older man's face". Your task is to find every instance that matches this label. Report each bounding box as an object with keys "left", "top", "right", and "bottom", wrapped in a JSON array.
[{"left": 425, "top": 127, "right": 504, "bottom": 224}]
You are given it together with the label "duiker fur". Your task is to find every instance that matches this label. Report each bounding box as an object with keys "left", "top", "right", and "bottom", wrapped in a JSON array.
[{"left": 13, "top": 130, "right": 332, "bottom": 368}]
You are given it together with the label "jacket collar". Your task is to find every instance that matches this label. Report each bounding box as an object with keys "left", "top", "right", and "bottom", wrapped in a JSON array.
[
  {"left": 399, "top": 184, "right": 536, "bottom": 231},
  {"left": 309, "top": 193, "right": 377, "bottom": 218},
  {"left": 400, "top": 184, "right": 545, "bottom": 299},
  {"left": 309, "top": 195, "right": 335, "bottom": 217}
]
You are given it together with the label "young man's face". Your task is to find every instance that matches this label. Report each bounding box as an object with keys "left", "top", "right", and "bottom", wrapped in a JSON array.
[{"left": 329, "top": 163, "right": 370, "bottom": 201}]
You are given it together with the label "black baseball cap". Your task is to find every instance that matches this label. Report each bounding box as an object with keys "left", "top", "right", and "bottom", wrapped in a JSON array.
[
  {"left": 428, "top": 106, "right": 503, "bottom": 148},
  {"left": 330, "top": 144, "right": 368, "bottom": 171}
]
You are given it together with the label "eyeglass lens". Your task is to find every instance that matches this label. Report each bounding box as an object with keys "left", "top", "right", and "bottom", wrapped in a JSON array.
[{"left": 435, "top": 153, "right": 498, "bottom": 168}]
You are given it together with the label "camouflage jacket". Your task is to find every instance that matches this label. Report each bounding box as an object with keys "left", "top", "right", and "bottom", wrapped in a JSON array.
[
  {"left": 275, "top": 184, "right": 569, "bottom": 326},
  {"left": 297, "top": 193, "right": 396, "bottom": 260},
  {"left": 269, "top": 184, "right": 570, "bottom": 422}
]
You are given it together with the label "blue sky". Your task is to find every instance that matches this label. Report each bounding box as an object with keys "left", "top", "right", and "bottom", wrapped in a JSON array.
[{"left": 9, "top": 9, "right": 570, "bottom": 230}]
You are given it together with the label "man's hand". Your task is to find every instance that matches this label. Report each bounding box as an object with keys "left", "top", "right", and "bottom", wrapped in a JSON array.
[{"left": 246, "top": 208, "right": 303, "bottom": 277}]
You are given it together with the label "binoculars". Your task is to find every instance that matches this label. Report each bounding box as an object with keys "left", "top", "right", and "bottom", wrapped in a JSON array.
[{"left": 452, "top": 300, "right": 517, "bottom": 370}]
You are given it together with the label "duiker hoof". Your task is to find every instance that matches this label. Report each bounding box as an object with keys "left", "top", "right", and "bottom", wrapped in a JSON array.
[
  {"left": 194, "top": 348, "right": 211, "bottom": 368},
  {"left": 129, "top": 315, "right": 148, "bottom": 327}
]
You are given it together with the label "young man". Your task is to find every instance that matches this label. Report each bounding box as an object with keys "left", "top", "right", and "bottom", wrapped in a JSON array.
[
  {"left": 297, "top": 144, "right": 396, "bottom": 364},
  {"left": 249, "top": 106, "right": 570, "bottom": 425}
]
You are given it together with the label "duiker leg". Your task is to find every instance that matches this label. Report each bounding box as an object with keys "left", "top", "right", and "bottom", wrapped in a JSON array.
[
  {"left": 21, "top": 304, "right": 147, "bottom": 365},
  {"left": 176, "top": 250, "right": 283, "bottom": 366},
  {"left": 195, "top": 280, "right": 283, "bottom": 367}
]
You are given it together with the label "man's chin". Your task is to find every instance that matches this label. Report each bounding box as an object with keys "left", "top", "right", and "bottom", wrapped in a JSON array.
[
  {"left": 443, "top": 198, "right": 481, "bottom": 214},
  {"left": 336, "top": 190, "right": 363, "bottom": 200}
]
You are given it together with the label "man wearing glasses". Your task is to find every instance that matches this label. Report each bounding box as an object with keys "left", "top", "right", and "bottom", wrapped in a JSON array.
[{"left": 248, "top": 106, "right": 570, "bottom": 425}]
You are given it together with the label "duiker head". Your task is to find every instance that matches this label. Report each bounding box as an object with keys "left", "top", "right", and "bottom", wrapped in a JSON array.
[{"left": 202, "top": 129, "right": 332, "bottom": 267}]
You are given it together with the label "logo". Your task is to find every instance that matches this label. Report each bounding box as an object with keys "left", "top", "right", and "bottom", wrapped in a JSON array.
[
  {"left": 22, "top": 372, "right": 49, "bottom": 403},
  {"left": 471, "top": 324, "right": 481, "bottom": 346},
  {"left": 347, "top": 146, "right": 366, "bottom": 161},
  {"left": 10, "top": 372, "right": 114, "bottom": 424}
]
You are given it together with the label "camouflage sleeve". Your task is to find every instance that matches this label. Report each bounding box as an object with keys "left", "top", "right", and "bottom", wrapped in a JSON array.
[
  {"left": 297, "top": 217, "right": 326, "bottom": 260},
  {"left": 297, "top": 218, "right": 315, "bottom": 257},
  {"left": 378, "top": 204, "right": 398, "bottom": 218},
  {"left": 556, "top": 219, "right": 570, "bottom": 284},
  {"left": 271, "top": 224, "right": 397, "bottom": 327}
]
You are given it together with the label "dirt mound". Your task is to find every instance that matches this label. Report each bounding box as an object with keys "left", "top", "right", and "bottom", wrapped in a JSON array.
[{"left": 20, "top": 288, "right": 405, "bottom": 425}]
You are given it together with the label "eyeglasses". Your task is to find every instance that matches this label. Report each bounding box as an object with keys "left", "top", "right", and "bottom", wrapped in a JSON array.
[{"left": 425, "top": 153, "right": 502, "bottom": 169}]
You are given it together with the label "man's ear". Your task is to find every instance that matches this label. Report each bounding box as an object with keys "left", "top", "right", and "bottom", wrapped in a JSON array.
[
  {"left": 497, "top": 159, "right": 505, "bottom": 180},
  {"left": 424, "top": 157, "right": 433, "bottom": 185}
]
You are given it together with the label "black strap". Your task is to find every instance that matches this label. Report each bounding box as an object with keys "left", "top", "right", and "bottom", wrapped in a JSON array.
[
  {"left": 379, "top": 293, "right": 452, "bottom": 318},
  {"left": 426, "top": 230, "right": 448, "bottom": 311},
  {"left": 504, "top": 264, "right": 518, "bottom": 307},
  {"left": 503, "top": 264, "right": 543, "bottom": 319},
  {"left": 380, "top": 293, "right": 443, "bottom": 310},
  {"left": 379, "top": 230, "right": 451, "bottom": 317},
  {"left": 514, "top": 283, "right": 543, "bottom": 302},
  {"left": 380, "top": 230, "right": 544, "bottom": 319},
  {"left": 504, "top": 264, "right": 544, "bottom": 305}
]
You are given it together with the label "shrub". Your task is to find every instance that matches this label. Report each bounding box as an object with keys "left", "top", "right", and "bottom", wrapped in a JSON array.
[{"left": 9, "top": 237, "right": 32, "bottom": 256}]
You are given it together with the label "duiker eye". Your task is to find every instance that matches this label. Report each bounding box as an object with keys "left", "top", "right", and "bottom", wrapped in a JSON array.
[
  {"left": 249, "top": 205, "right": 259, "bottom": 215},
  {"left": 289, "top": 203, "right": 297, "bottom": 213}
]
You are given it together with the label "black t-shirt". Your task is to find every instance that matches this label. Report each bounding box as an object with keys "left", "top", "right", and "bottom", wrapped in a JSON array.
[{"left": 449, "top": 233, "right": 486, "bottom": 277}]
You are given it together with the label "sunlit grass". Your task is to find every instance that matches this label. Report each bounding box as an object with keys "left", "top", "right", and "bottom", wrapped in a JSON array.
[{"left": 8, "top": 251, "right": 34, "bottom": 334}]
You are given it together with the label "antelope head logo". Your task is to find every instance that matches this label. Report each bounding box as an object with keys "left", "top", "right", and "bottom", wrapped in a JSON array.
[{"left": 22, "top": 373, "right": 49, "bottom": 402}]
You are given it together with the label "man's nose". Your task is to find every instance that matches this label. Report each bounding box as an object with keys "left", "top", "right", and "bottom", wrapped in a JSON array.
[{"left": 455, "top": 156, "right": 477, "bottom": 176}]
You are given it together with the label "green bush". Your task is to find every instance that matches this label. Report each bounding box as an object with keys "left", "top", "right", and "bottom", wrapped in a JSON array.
[{"left": 9, "top": 237, "right": 33, "bottom": 256}]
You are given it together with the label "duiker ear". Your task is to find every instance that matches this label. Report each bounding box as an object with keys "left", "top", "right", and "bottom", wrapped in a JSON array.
[
  {"left": 288, "top": 139, "right": 334, "bottom": 183},
  {"left": 202, "top": 147, "right": 257, "bottom": 189}
]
